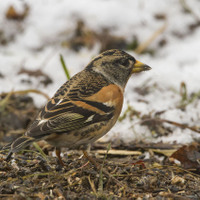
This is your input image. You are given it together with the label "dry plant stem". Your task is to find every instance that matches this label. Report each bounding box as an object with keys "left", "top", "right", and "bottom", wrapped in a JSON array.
[
  {"left": 135, "top": 22, "right": 167, "bottom": 54},
  {"left": 160, "top": 118, "right": 200, "bottom": 133},
  {"left": 88, "top": 176, "right": 97, "bottom": 196},
  {"left": 142, "top": 118, "right": 200, "bottom": 134},
  {"left": 82, "top": 150, "right": 131, "bottom": 192},
  {"left": 179, "top": 0, "right": 200, "bottom": 21},
  {"left": 115, "top": 164, "right": 200, "bottom": 178},
  {"left": 82, "top": 150, "right": 99, "bottom": 168},
  {"left": 0, "top": 89, "right": 50, "bottom": 100},
  {"left": 77, "top": 161, "right": 90, "bottom": 170}
]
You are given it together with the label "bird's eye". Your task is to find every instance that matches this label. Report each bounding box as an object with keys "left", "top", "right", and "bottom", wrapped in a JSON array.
[{"left": 118, "top": 59, "right": 129, "bottom": 66}]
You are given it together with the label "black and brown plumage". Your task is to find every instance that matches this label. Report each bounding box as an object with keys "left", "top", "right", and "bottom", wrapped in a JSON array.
[{"left": 5, "top": 49, "right": 151, "bottom": 165}]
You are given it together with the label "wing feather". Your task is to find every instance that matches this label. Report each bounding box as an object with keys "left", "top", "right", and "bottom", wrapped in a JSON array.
[
  {"left": 26, "top": 71, "right": 115, "bottom": 139},
  {"left": 26, "top": 98, "right": 114, "bottom": 139}
]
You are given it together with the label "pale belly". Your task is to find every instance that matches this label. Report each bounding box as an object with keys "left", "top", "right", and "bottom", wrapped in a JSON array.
[{"left": 45, "top": 117, "right": 118, "bottom": 149}]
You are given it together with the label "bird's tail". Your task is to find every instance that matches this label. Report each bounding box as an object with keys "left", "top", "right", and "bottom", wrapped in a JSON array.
[{"left": 5, "top": 136, "right": 35, "bottom": 161}]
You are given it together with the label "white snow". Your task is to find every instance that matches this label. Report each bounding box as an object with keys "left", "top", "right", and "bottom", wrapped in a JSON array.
[{"left": 0, "top": 0, "right": 200, "bottom": 144}]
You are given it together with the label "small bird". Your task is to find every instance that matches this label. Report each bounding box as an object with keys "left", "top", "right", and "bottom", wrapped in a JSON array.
[{"left": 6, "top": 49, "right": 151, "bottom": 165}]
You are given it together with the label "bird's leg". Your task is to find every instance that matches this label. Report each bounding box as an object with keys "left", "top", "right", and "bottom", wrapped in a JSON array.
[
  {"left": 82, "top": 150, "right": 99, "bottom": 169},
  {"left": 55, "top": 147, "right": 65, "bottom": 166}
]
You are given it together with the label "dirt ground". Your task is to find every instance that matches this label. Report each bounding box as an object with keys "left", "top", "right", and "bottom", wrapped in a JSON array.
[{"left": 0, "top": 94, "right": 200, "bottom": 200}]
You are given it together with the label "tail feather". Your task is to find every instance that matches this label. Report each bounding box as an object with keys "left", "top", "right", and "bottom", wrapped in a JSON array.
[{"left": 6, "top": 136, "right": 35, "bottom": 161}]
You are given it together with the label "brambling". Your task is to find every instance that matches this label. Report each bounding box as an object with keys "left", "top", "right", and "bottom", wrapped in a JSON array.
[{"left": 6, "top": 49, "right": 151, "bottom": 165}]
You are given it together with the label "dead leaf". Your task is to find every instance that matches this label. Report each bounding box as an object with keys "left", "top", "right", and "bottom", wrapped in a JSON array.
[
  {"left": 6, "top": 5, "right": 29, "bottom": 21},
  {"left": 151, "top": 149, "right": 177, "bottom": 157},
  {"left": 170, "top": 143, "right": 200, "bottom": 170}
]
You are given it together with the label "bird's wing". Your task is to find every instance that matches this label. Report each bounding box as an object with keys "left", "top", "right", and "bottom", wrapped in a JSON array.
[{"left": 26, "top": 72, "right": 116, "bottom": 139}]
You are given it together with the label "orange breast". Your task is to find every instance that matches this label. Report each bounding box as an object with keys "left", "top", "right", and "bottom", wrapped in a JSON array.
[{"left": 85, "top": 84, "right": 124, "bottom": 119}]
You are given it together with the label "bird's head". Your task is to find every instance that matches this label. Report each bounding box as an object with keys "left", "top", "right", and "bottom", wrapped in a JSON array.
[{"left": 86, "top": 49, "right": 151, "bottom": 89}]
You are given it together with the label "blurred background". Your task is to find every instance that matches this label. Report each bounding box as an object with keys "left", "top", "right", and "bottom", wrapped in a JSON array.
[{"left": 0, "top": 0, "right": 200, "bottom": 145}]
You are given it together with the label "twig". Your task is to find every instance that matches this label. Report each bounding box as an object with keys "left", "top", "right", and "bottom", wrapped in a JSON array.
[
  {"left": 88, "top": 176, "right": 97, "bottom": 196},
  {"left": 135, "top": 22, "right": 167, "bottom": 54},
  {"left": 179, "top": 0, "right": 200, "bottom": 21},
  {"left": 98, "top": 143, "right": 111, "bottom": 193},
  {"left": 0, "top": 89, "right": 50, "bottom": 100},
  {"left": 114, "top": 164, "right": 200, "bottom": 178},
  {"left": 142, "top": 118, "right": 200, "bottom": 133},
  {"left": 83, "top": 150, "right": 132, "bottom": 193}
]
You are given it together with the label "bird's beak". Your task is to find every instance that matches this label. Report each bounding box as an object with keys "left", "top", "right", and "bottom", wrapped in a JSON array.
[{"left": 132, "top": 60, "right": 151, "bottom": 73}]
